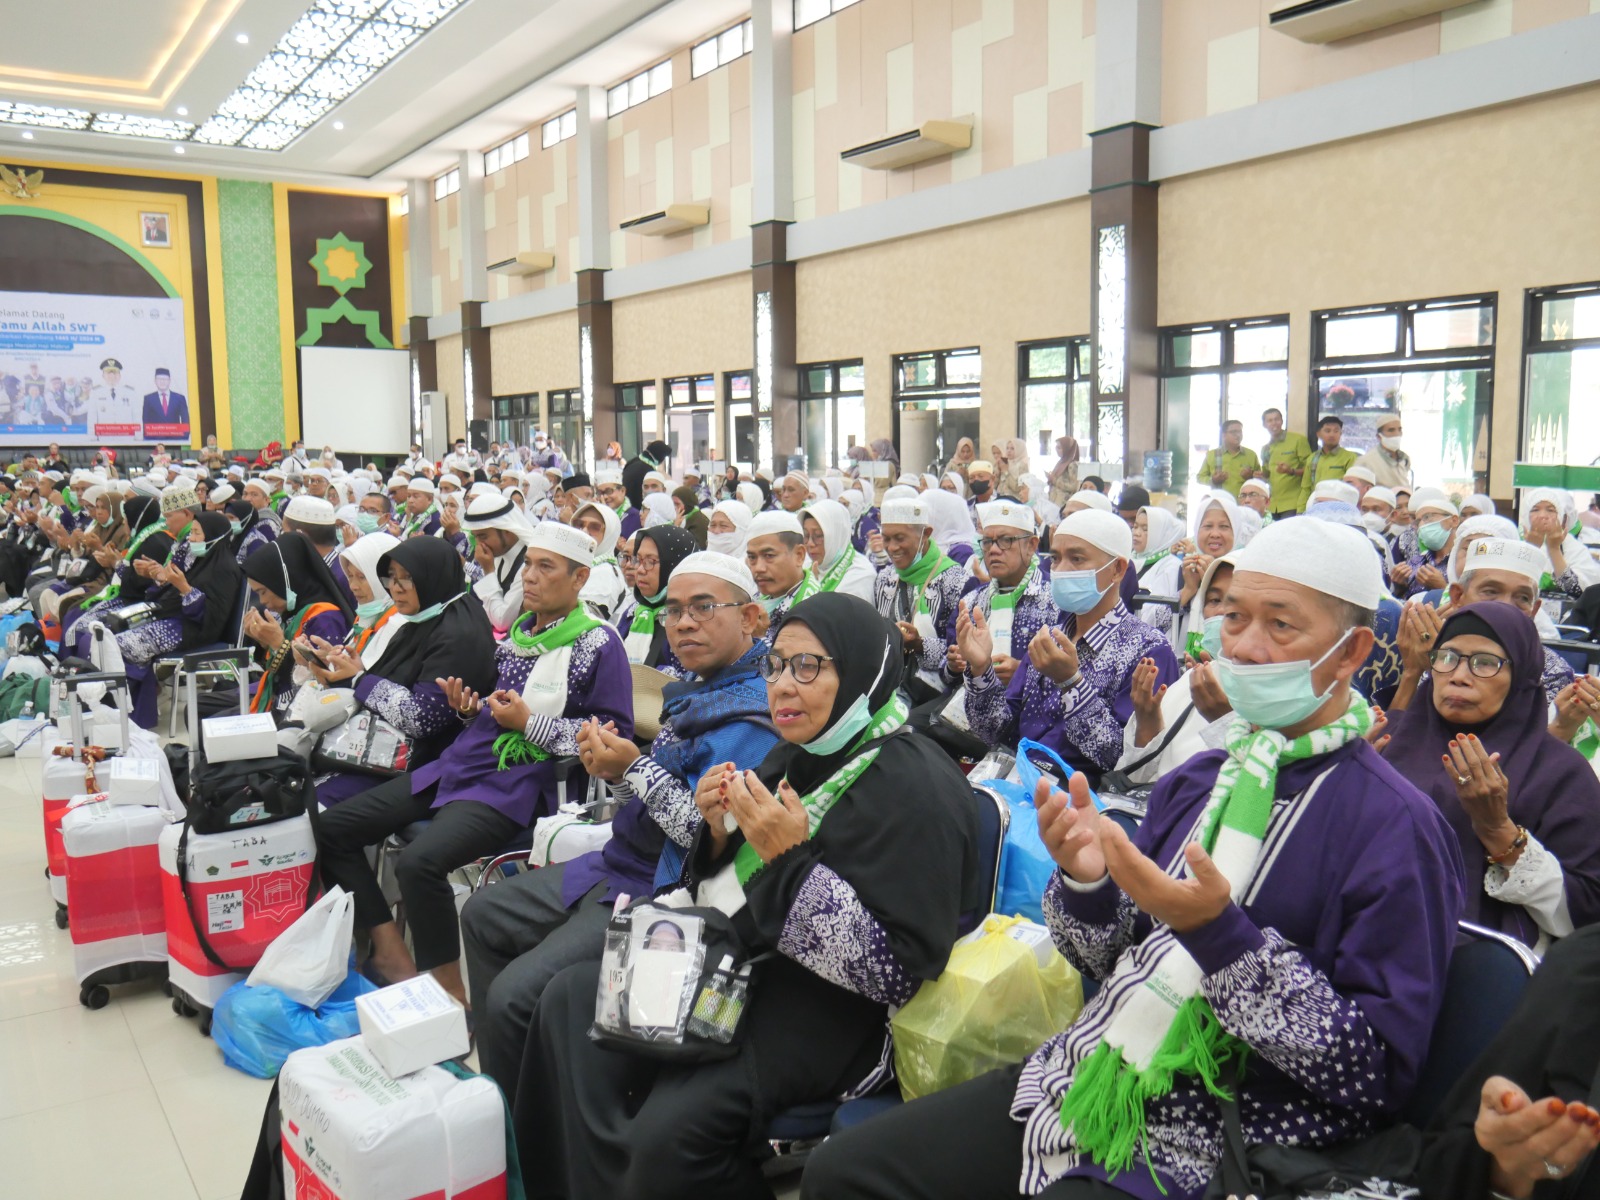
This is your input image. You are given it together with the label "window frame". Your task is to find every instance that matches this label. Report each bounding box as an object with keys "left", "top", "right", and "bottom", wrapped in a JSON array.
[
  {"left": 432, "top": 168, "right": 460, "bottom": 200},
  {"left": 798, "top": 359, "right": 866, "bottom": 473},
  {"left": 1016, "top": 336, "right": 1091, "bottom": 456},
  {"left": 491, "top": 392, "right": 536, "bottom": 447},
  {"left": 1521, "top": 281, "right": 1600, "bottom": 468},
  {"left": 794, "top": 0, "right": 861, "bottom": 32},
  {"left": 890, "top": 347, "right": 981, "bottom": 470},
  {"left": 483, "top": 131, "right": 530, "bottom": 175},
  {"left": 691, "top": 20, "right": 754, "bottom": 79},
  {"left": 608, "top": 59, "right": 673, "bottom": 117},
  {"left": 663, "top": 374, "right": 715, "bottom": 409},
  {"left": 540, "top": 109, "right": 577, "bottom": 149}
]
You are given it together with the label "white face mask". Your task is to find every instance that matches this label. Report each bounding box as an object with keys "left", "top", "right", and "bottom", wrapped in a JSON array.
[
  {"left": 707, "top": 530, "right": 743, "bottom": 556},
  {"left": 1360, "top": 512, "right": 1388, "bottom": 534},
  {"left": 1380, "top": 435, "right": 1403, "bottom": 452}
]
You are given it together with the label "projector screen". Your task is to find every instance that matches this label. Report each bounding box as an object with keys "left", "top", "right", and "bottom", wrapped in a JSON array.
[{"left": 298, "top": 345, "right": 411, "bottom": 455}]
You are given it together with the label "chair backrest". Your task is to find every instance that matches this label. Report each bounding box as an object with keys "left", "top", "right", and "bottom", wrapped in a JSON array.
[
  {"left": 1400, "top": 920, "right": 1539, "bottom": 1127},
  {"left": 961, "top": 785, "right": 1010, "bottom": 934},
  {"left": 1544, "top": 638, "right": 1600, "bottom": 676}
]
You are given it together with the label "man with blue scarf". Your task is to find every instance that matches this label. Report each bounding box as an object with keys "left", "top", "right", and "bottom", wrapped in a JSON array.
[{"left": 461, "top": 549, "right": 780, "bottom": 1096}]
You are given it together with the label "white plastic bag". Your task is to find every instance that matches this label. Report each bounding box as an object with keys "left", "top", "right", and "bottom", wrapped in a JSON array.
[
  {"left": 87, "top": 621, "right": 127, "bottom": 674},
  {"left": 287, "top": 684, "right": 358, "bottom": 733},
  {"left": 246, "top": 886, "right": 356, "bottom": 1008}
]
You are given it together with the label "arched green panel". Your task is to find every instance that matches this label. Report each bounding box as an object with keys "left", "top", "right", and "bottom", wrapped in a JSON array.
[{"left": 0, "top": 205, "right": 180, "bottom": 297}]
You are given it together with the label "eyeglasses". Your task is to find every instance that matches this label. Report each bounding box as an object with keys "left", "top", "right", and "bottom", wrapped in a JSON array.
[
  {"left": 382, "top": 574, "right": 416, "bottom": 591},
  {"left": 1429, "top": 647, "right": 1508, "bottom": 679},
  {"left": 661, "top": 601, "right": 743, "bottom": 626},
  {"left": 979, "top": 534, "right": 1031, "bottom": 552},
  {"left": 618, "top": 553, "right": 635, "bottom": 566},
  {"left": 633, "top": 556, "right": 661, "bottom": 571},
  {"left": 757, "top": 651, "right": 835, "bottom": 684}
]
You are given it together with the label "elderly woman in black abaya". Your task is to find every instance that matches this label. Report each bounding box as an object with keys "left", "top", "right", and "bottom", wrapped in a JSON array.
[
  {"left": 513, "top": 591, "right": 979, "bottom": 1200},
  {"left": 239, "top": 532, "right": 352, "bottom": 718}
]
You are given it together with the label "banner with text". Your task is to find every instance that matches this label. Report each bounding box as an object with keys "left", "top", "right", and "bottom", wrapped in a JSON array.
[{"left": 0, "top": 291, "right": 189, "bottom": 445}]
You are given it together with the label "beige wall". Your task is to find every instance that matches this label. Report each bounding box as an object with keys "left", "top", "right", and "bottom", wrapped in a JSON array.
[
  {"left": 792, "top": 0, "right": 1095, "bottom": 221},
  {"left": 796, "top": 198, "right": 1091, "bottom": 452},
  {"left": 485, "top": 133, "right": 579, "bottom": 299},
  {"left": 612, "top": 273, "right": 753, "bottom": 381},
  {"left": 490, "top": 311, "right": 581, "bottom": 429},
  {"left": 431, "top": 190, "right": 462, "bottom": 314},
  {"left": 1162, "top": 0, "right": 1592, "bottom": 125},
  {"left": 1158, "top": 83, "right": 1600, "bottom": 493},
  {"left": 435, "top": 333, "right": 465, "bottom": 441}
]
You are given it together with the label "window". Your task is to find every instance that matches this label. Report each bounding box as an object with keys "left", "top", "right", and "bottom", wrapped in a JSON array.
[
  {"left": 484, "top": 131, "right": 529, "bottom": 175},
  {"left": 1160, "top": 317, "right": 1290, "bottom": 508},
  {"left": 795, "top": 0, "right": 861, "bottom": 31},
  {"left": 1018, "top": 338, "right": 1092, "bottom": 464},
  {"left": 615, "top": 381, "right": 659, "bottom": 461},
  {"left": 692, "top": 21, "right": 753, "bottom": 78},
  {"left": 797, "top": 360, "right": 865, "bottom": 474},
  {"left": 607, "top": 60, "right": 672, "bottom": 117},
  {"left": 892, "top": 349, "right": 980, "bottom": 473},
  {"left": 1523, "top": 284, "right": 1600, "bottom": 508},
  {"left": 541, "top": 109, "right": 577, "bottom": 149},
  {"left": 396, "top": 192, "right": 409, "bottom": 216},
  {"left": 432, "top": 168, "right": 460, "bottom": 200},
  {"left": 546, "top": 388, "right": 584, "bottom": 469},
  {"left": 492, "top": 393, "right": 536, "bottom": 447},
  {"left": 663, "top": 375, "right": 716, "bottom": 479},
  {"left": 725, "top": 371, "right": 755, "bottom": 474},
  {"left": 1312, "top": 295, "right": 1496, "bottom": 497}
]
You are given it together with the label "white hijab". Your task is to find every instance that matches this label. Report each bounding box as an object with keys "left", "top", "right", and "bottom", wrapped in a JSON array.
[
  {"left": 339, "top": 532, "right": 402, "bottom": 666},
  {"left": 574, "top": 501, "right": 621, "bottom": 558},
  {"left": 924, "top": 488, "right": 978, "bottom": 554},
  {"left": 642, "top": 493, "right": 676, "bottom": 529},
  {"left": 709, "top": 498, "right": 754, "bottom": 558},
  {"left": 1137, "top": 505, "right": 1185, "bottom": 565},
  {"left": 801, "top": 499, "right": 854, "bottom": 574}
]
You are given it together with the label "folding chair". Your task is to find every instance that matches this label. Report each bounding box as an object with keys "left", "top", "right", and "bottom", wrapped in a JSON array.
[{"left": 161, "top": 586, "right": 253, "bottom": 737}]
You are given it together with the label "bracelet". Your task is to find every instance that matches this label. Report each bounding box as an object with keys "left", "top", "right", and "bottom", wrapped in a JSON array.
[
  {"left": 1061, "top": 671, "right": 1084, "bottom": 691},
  {"left": 1486, "top": 825, "right": 1528, "bottom": 866}
]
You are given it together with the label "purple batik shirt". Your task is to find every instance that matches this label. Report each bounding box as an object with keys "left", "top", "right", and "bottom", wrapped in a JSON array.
[
  {"left": 618, "top": 507, "right": 642, "bottom": 539},
  {"left": 1010, "top": 737, "right": 1466, "bottom": 1198},
  {"left": 410, "top": 623, "right": 633, "bottom": 827}
]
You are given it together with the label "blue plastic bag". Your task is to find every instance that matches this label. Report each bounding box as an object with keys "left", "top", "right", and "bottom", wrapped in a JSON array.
[
  {"left": 211, "top": 967, "right": 376, "bottom": 1078},
  {"left": 990, "top": 741, "right": 1104, "bottom": 924},
  {"left": 1012, "top": 738, "right": 1101, "bottom": 810}
]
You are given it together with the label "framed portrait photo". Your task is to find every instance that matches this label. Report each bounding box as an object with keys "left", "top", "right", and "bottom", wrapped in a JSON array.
[{"left": 140, "top": 212, "right": 171, "bottom": 249}]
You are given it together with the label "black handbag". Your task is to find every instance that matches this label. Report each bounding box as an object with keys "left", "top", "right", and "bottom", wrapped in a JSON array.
[{"left": 182, "top": 747, "right": 312, "bottom": 834}]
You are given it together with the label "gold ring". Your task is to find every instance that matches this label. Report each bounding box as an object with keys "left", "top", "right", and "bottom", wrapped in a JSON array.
[{"left": 1457, "top": 775, "right": 1470, "bottom": 785}]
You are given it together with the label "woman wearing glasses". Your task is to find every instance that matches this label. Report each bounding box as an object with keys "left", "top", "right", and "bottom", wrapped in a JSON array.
[
  {"left": 513, "top": 592, "right": 979, "bottom": 1197},
  {"left": 239, "top": 532, "right": 353, "bottom": 717},
  {"left": 1386, "top": 603, "right": 1600, "bottom": 952},
  {"left": 619, "top": 525, "right": 698, "bottom": 678}
]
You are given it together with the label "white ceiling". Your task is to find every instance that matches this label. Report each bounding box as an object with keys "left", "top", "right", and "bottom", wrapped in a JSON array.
[{"left": 0, "top": 0, "right": 752, "bottom": 190}]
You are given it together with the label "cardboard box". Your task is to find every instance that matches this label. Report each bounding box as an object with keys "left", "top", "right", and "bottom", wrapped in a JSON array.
[
  {"left": 355, "top": 975, "right": 470, "bottom": 1079},
  {"left": 201, "top": 713, "right": 278, "bottom": 763},
  {"left": 106, "top": 756, "right": 163, "bottom": 807}
]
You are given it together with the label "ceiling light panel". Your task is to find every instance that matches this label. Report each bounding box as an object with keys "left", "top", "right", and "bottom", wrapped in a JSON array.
[{"left": 0, "top": 0, "right": 467, "bottom": 149}]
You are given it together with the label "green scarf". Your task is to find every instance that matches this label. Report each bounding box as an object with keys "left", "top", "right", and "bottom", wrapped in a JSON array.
[
  {"left": 732, "top": 693, "right": 909, "bottom": 886},
  {"left": 1060, "top": 698, "right": 1374, "bottom": 1181},
  {"left": 894, "top": 538, "right": 956, "bottom": 614},
  {"left": 402, "top": 503, "right": 438, "bottom": 538},
  {"left": 492, "top": 606, "right": 606, "bottom": 770},
  {"left": 85, "top": 518, "right": 165, "bottom": 607},
  {"left": 815, "top": 546, "right": 856, "bottom": 593}
]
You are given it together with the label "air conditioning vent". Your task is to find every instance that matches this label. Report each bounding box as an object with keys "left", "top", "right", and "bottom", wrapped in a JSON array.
[
  {"left": 840, "top": 119, "right": 972, "bottom": 171},
  {"left": 488, "top": 252, "right": 555, "bottom": 276},
  {"left": 1269, "top": 0, "right": 1480, "bottom": 44},
  {"left": 618, "top": 204, "right": 709, "bottom": 236}
]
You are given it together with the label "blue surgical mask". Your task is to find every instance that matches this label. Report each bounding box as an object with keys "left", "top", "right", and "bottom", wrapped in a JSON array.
[
  {"left": 1214, "top": 629, "right": 1353, "bottom": 729},
  {"left": 802, "top": 644, "right": 889, "bottom": 756},
  {"left": 401, "top": 601, "right": 447, "bottom": 624},
  {"left": 1418, "top": 521, "right": 1450, "bottom": 552},
  {"left": 356, "top": 597, "right": 390, "bottom": 620},
  {"left": 188, "top": 541, "right": 210, "bottom": 560},
  {"left": 1200, "top": 614, "right": 1224, "bottom": 660},
  {"left": 229, "top": 518, "right": 244, "bottom": 535},
  {"left": 1051, "top": 562, "right": 1111, "bottom": 615},
  {"left": 355, "top": 512, "right": 382, "bottom": 534}
]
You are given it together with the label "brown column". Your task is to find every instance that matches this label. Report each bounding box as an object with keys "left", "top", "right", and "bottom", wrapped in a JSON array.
[
  {"left": 408, "top": 315, "right": 437, "bottom": 447},
  {"left": 578, "top": 268, "right": 616, "bottom": 467},
  {"left": 752, "top": 220, "right": 797, "bottom": 478},
  {"left": 1088, "top": 123, "right": 1160, "bottom": 477}
]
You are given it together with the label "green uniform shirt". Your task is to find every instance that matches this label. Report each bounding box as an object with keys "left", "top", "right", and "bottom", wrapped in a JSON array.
[
  {"left": 1197, "top": 447, "right": 1261, "bottom": 499},
  {"left": 1299, "top": 445, "right": 1360, "bottom": 507},
  {"left": 1259, "top": 431, "right": 1312, "bottom": 513}
]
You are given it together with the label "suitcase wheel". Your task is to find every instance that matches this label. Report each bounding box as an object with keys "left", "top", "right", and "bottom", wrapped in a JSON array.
[
  {"left": 198, "top": 1012, "right": 212, "bottom": 1038},
  {"left": 79, "top": 984, "right": 109, "bottom": 1010},
  {"left": 161, "top": 980, "right": 172, "bottom": 998},
  {"left": 171, "top": 997, "right": 198, "bottom": 1018},
  {"left": 54, "top": 905, "right": 68, "bottom": 930}
]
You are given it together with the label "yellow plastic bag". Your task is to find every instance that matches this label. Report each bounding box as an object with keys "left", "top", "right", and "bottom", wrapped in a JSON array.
[{"left": 892, "top": 914, "right": 1083, "bottom": 1101}]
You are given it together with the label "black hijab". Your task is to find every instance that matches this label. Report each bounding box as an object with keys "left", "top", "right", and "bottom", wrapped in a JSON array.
[
  {"left": 117, "top": 495, "right": 175, "bottom": 603},
  {"left": 1386, "top": 601, "right": 1600, "bottom": 945},
  {"left": 369, "top": 537, "right": 497, "bottom": 694},
  {"left": 149, "top": 511, "right": 243, "bottom": 643},
  {"left": 242, "top": 530, "right": 354, "bottom": 622},
  {"left": 738, "top": 591, "right": 980, "bottom": 981},
  {"left": 632, "top": 525, "right": 697, "bottom": 608}
]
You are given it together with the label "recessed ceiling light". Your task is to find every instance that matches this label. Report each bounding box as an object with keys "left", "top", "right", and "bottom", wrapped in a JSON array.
[
  {"left": 176, "top": 106, "right": 188, "bottom": 116},
  {"left": 235, "top": 32, "right": 250, "bottom": 44},
  {"left": 174, "top": 145, "right": 185, "bottom": 154},
  {"left": 333, "top": 121, "right": 344, "bottom": 130},
  {"left": 21, "top": 131, "right": 33, "bottom": 139}
]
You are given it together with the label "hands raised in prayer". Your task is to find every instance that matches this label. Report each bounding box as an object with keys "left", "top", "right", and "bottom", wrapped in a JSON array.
[
  {"left": 954, "top": 601, "right": 992, "bottom": 678},
  {"left": 1477, "top": 1078, "right": 1600, "bottom": 1198},
  {"left": 437, "top": 675, "right": 483, "bottom": 719},
  {"left": 1129, "top": 657, "right": 1167, "bottom": 748},
  {"left": 576, "top": 718, "right": 640, "bottom": 782},
  {"left": 723, "top": 769, "right": 808, "bottom": 864},
  {"left": 1549, "top": 675, "right": 1600, "bottom": 743},
  {"left": 1028, "top": 626, "right": 1079, "bottom": 686}
]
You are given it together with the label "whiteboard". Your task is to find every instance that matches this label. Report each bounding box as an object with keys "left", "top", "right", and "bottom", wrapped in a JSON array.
[{"left": 298, "top": 345, "right": 411, "bottom": 454}]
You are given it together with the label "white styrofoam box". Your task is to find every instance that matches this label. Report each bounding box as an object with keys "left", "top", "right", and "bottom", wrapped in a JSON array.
[
  {"left": 201, "top": 713, "right": 278, "bottom": 763},
  {"left": 159, "top": 813, "right": 316, "bottom": 1009},
  {"left": 279, "top": 1037, "right": 506, "bottom": 1200},
  {"left": 61, "top": 800, "right": 167, "bottom": 984},
  {"left": 106, "top": 757, "right": 162, "bottom": 807},
  {"left": 531, "top": 807, "right": 613, "bottom": 867},
  {"left": 355, "top": 976, "right": 470, "bottom": 1079}
]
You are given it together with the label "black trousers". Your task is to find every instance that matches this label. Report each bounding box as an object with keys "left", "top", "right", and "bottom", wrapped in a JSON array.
[
  {"left": 801, "top": 1063, "right": 1124, "bottom": 1200},
  {"left": 314, "top": 773, "right": 520, "bottom": 970}
]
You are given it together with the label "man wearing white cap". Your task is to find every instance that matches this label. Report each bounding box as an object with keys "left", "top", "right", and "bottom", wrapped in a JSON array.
[
  {"left": 1063, "top": 490, "right": 1114, "bottom": 516},
  {"left": 594, "top": 466, "right": 640, "bottom": 539},
  {"left": 744, "top": 510, "right": 814, "bottom": 634},
  {"left": 1341, "top": 463, "right": 1376, "bottom": 499},
  {"left": 1356, "top": 413, "right": 1414, "bottom": 491},
  {"left": 778, "top": 469, "right": 810, "bottom": 513},
  {"left": 1236, "top": 477, "right": 1271, "bottom": 521},
  {"left": 461, "top": 549, "right": 781, "bottom": 1095},
  {"left": 948, "top": 500, "right": 1052, "bottom": 688},
  {"left": 814, "top": 517, "right": 1465, "bottom": 1200},
  {"left": 463, "top": 492, "right": 534, "bottom": 634},
  {"left": 303, "top": 466, "right": 333, "bottom": 501},
  {"left": 402, "top": 476, "right": 442, "bottom": 538},
  {"left": 284, "top": 494, "right": 356, "bottom": 606},
  {"left": 959, "top": 507, "right": 1179, "bottom": 779},
  {"left": 570, "top": 500, "right": 627, "bottom": 619},
  {"left": 1392, "top": 487, "right": 1458, "bottom": 599},
  {"left": 873, "top": 494, "right": 968, "bottom": 699},
  {"left": 403, "top": 441, "right": 430, "bottom": 475},
  {"left": 316, "top": 519, "right": 633, "bottom": 1008}
]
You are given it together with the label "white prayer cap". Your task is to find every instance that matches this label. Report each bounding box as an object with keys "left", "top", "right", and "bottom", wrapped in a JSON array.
[
  {"left": 468, "top": 481, "right": 501, "bottom": 499},
  {"left": 463, "top": 492, "right": 531, "bottom": 535},
  {"left": 525, "top": 520, "right": 595, "bottom": 567},
  {"left": 149, "top": 467, "right": 170, "bottom": 486},
  {"left": 262, "top": 467, "right": 286, "bottom": 482},
  {"left": 747, "top": 510, "right": 803, "bottom": 539},
  {"left": 395, "top": 466, "right": 414, "bottom": 479},
  {"left": 1065, "top": 490, "right": 1114, "bottom": 514},
  {"left": 644, "top": 470, "right": 670, "bottom": 489},
  {"left": 1409, "top": 486, "right": 1458, "bottom": 518},
  {"left": 1457, "top": 514, "right": 1519, "bottom": 543},
  {"left": 83, "top": 485, "right": 106, "bottom": 505},
  {"left": 880, "top": 495, "right": 932, "bottom": 528},
  {"left": 673, "top": 551, "right": 758, "bottom": 600},
  {"left": 1239, "top": 478, "right": 1271, "bottom": 498},
  {"left": 1462, "top": 537, "right": 1545, "bottom": 584},
  {"left": 1364, "top": 486, "right": 1397, "bottom": 510},
  {"left": 242, "top": 477, "right": 271, "bottom": 498},
  {"left": 593, "top": 466, "right": 623, "bottom": 486},
  {"left": 437, "top": 475, "right": 462, "bottom": 491},
  {"left": 1342, "top": 465, "right": 1377, "bottom": 486},
  {"left": 407, "top": 477, "right": 436, "bottom": 496},
  {"left": 976, "top": 499, "right": 1037, "bottom": 533},
  {"left": 783, "top": 469, "right": 811, "bottom": 490},
  {"left": 305, "top": 466, "right": 332, "bottom": 480},
  {"left": 1058, "top": 509, "right": 1132, "bottom": 561},
  {"left": 386, "top": 475, "right": 409, "bottom": 490},
  {"left": 160, "top": 481, "right": 199, "bottom": 514},
  {"left": 284, "top": 495, "right": 336, "bottom": 526},
  {"left": 208, "top": 483, "right": 237, "bottom": 505},
  {"left": 1232, "top": 516, "right": 1383, "bottom": 610},
  {"left": 895, "top": 473, "right": 921, "bottom": 488},
  {"left": 881, "top": 485, "right": 918, "bottom": 505},
  {"left": 70, "top": 469, "right": 96, "bottom": 486},
  {"left": 736, "top": 482, "right": 764, "bottom": 512},
  {"left": 1311, "top": 480, "right": 1360, "bottom": 507},
  {"left": 335, "top": 504, "right": 361, "bottom": 531}
]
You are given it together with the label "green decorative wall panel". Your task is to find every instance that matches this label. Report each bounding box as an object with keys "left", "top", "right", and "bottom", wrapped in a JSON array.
[{"left": 216, "top": 180, "right": 283, "bottom": 449}]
